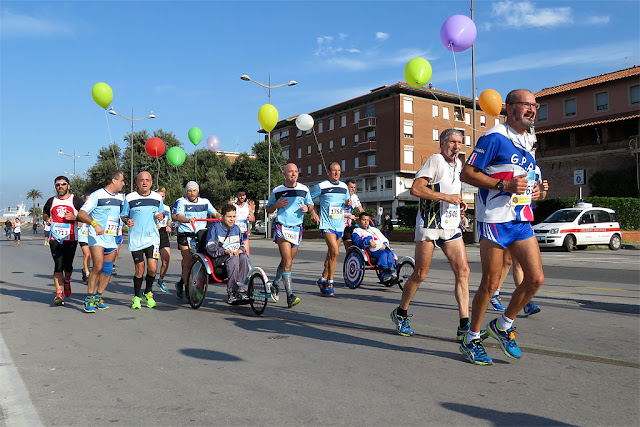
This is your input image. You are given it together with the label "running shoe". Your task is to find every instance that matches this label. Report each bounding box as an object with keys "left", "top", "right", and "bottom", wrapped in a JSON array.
[
  {"left": 390, "top": 308, "right": 414, "bottom": 336},
  {"left": 94, "top": 296, "right": 109, "bottom": 310},
  {"left": 111, "top": 267, "right": 117, "bottom": 276},
  {"left": 287, "top": 293, "right": 300, "bottom": 308},
  {"left": 157, "top": 279, "right": 169, "bottom": 293},
  {"left": 490, "top": 295, "right": 506, "bottom": 312},
  {"left": 143, "top": 292, "right": 157, "bottom": 308},
  {"left": 523, "top": 302, "right": 541, "bottom": 316},
  {"left": 459, "top": 337, "right": 493, "bottom": 365},
  {"left": 380, "top": 270, "right": 393, "bottom": 283},
  {"left": 270, "top": 283, "right": 280, "bottom": 303},
  {"left": 456, "top": 325, "right": 489, "bottom": 341},
  {"left": 131, "top": 296, "right": 142, "bottom": 309},
  {"left": 175, "top": 283, "right": 184, "bottom": 299},
  {"left": 63, "top": 280, "right": 72, "bottom": 298},
  {"left": 226, "top": 293, "right": 240, "bottom": 305},
  {"left": 54, "top": 292, "right": 64, "bottom": 306},
  {"left": 317, "top": 278, "right": 327, "bottom": 295},
  {"left": 487, "top": 318, "right": 522, "bottom": 359},
  {"left": 84, "top": 296, "right": 95, "bottom": 313},
  {"left": 325, "top": 282, "right": 335, "bottom": 297}
]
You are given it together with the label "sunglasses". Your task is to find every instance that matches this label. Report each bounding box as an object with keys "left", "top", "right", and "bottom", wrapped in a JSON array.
[{"left": 54, "top": 182, "right": 68, "bottom": 187}]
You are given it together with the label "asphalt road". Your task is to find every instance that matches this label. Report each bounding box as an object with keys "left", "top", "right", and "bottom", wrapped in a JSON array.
[{"left": 1, "top": 234, "right": 639, "bottom": 426}]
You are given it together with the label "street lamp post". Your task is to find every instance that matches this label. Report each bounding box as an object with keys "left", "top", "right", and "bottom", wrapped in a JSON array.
[
  {"left": 58, "top": 150, "right": 90, "bottom": 176},
  {"left": 629, "top": 136, "right": 639, "bottom": 195},
  {"left": 241, "top": 73, "right": 297, "bottom": 237},
  {"left": 108, "top": 107, "right": 156, "bottom": 191}
]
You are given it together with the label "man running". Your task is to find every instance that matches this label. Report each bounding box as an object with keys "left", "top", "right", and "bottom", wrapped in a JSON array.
[
  {"left": 459, "top": 89, "right": 545, "bottom": 365},
  {"left": 310, "top": 162, "right": 349, "bottom": 297},
  {"left": 77, "top": 193, "right": 92, "bottom": 282},
  {"left": 121, "top": 171, "right": 165, "bottom": 309},
  {"left": 13, "top": 218, "right": 21, "bottom": 245},
  {"left": 42, "top": 176, "right": 84, "bottom": 306},
  {"left": 172, "top": 181, "right": 220, "bottom": 299},
  {"left": 389, "top": 129, "right": 476, "bottom": 340},
  {"left": 77, "top": 171, "right": 126, "bottom": 313},
  {"left": 155, "top": 187, "right": 172, "bottom": 292},
  {"left": 233, "top": 188, "right": 255, "bottom": 256},
  {"left": 342, "top": 179, "right": 365, "bottom": 250},
  {"left": 266, "top": 163, "right": 317, "bottom": 308}
]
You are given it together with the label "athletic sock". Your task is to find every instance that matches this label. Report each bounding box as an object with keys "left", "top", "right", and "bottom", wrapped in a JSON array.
[
  {"left": 274, "top": 264, "right": 282, "bottom": 283},
  {"left": 318, "top": 277, "right": 327, "bottom": 284},
  {"left": 465, "top": 330, "right": 481, "bottom": 344},
  {"left": 498, "top": 314, "right": 514, "bottom": 331},
  {"left": 396, "top": 307, "right": 408, "bottom": 317},
  {"left": 144, "top": 274, "right": 155, "bottom": 294},
  {"left": 459, "top": 317, "right": 470, "bottom": 329},
  {"left": 493, "top": 289, "right": 500, "bottom": 297},
  {"left": 282, "top": 272, "right": 293, "bottom": 296},
  {"left": 133, "top": 276, "right": 144, "bottom": 297}
]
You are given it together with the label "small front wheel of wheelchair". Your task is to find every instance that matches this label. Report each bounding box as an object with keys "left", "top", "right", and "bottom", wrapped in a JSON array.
[
  {"left": 249, "top": 273, "right": 268, "bottom": 316},
  {"left": 187, "top": 257, "right": 208, "bottom": 309},
  {"left": 396, "top": 260, "right": 414, "bottom": 291},
  {"left": 343, "top": 250, "right": 364, "bottom": 289}
]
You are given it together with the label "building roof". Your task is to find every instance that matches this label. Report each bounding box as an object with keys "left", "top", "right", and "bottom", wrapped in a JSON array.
[
  {"left": 535, "top": 113, "right": 640, "bottom": 134},
  {"left": 535, "top": 66, "right": 640, "bottom": 97}
]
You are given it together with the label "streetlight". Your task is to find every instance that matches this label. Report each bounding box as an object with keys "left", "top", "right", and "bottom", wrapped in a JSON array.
[
  {"left": 108, "top": 107, "right": 156, "bottom": 191},
  {"left": 241, "top": 73, "right": 297, "bottom": 237},
  {"left": 58, "top": 150, "right": 90, "bottom": 176}
]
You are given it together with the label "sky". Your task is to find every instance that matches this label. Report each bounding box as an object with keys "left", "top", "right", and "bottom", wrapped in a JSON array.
[{"left": 1, "top": 0, "right": 638, "bottom": 211}]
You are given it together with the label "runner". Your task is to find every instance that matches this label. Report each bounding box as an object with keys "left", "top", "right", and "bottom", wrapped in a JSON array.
[
  {"left": 76, "top": 170, "right": 126, "bottom": 313},
  {"left": 4, "top": 220, "right": 12, "bottom": 240},
  {"left": 233, "top": 188, "right": 255, "bottom": 256},
  {"left": 43, "top": 220, "right": 51, "bottom": 246},
  {"left": 42, "top": 176, "right": 84, "bottom": 306},
  {"left": 310, "top": 162, "right": 349, "bottom": 297},
  {"left": 13, "top": 218, "right": 21, "bottom": 246},
  {"left": 155, "top": 187, "right": 172, "bottom": 292},
  {"left": 342, "top": 179, "right": 364, "bottom": 250},
  {"left": 459, "top": 89, "right": 545, "bottom": 365},
  {"left": 77, "top": 193, "right": 92, "bottom": 282},
  {"left": 266, "top": 163, "right": 317, "bottom": 308},
  {"left": 172, "top": 181, "right": 220, "bottom": 299},
  {"left": 121, "top": 171, "right": 165, "bottom": 309}
]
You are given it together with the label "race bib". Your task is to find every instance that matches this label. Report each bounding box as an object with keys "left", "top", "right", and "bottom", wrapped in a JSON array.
[
  {"left": 52, "top": 223, "right": 71, "bottom": 241},
  {"left": 152, "top": 243, "right": 160, "bottom": 259},
  {"left": 511, "top": 170, "right": 536, "bottom": 206},
  {"left": 329, "top": 203, "right": 344, "bottom": 219},
  {"left": 281, "top": 225, "right": 301, "bottom": 245},
  {"left": 187, "top": 237, "right": 197, "bottom": 251},
  {"left": 80, "top": 225, "right": 89, "bottom": 236},
  {"left": 440, "top": 202, "right": 461, "bottom": 229},
  {"left": 223, "top": 242, "right": 241, "bottom": 252},
  {"left": 237, "top": 220, "right": 248, "bottom": 233},
  {"left": 105, "top": 217, "right": 119, "bottom": 236}
]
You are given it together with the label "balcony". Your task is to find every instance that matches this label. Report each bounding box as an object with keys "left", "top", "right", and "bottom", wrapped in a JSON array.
[
  {"left": 358, "top": 139, "right": 376, "bottom": 154},
  {"left": 358, "top": 117, "right": 376, "bottom": 130},
  {"left": 358, "top": 165, "right": 377, "bottom": 176}
]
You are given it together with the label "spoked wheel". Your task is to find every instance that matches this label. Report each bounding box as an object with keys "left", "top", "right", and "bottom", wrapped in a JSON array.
[
  {"left": 249, "top": 272, "right": 268, "bottom": 316},
  {"left": 396, "top": 260, "right": 414, "bottom": 291},
  {"left": 343, "top": 249, "right": 365, "bottom": 289},
  {"left": 187, "top": 257, "right": 209, "bottom": 309}
]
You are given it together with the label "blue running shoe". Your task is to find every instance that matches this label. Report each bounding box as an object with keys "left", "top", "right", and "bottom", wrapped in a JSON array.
[
  {"left": 94, "top": 296, "right": 109, "bottom": 310},
  {"left": 157, "top": 279, "right": 169, "bottom": 293},
  {"left": 523, "top": 302, "right": 541, "bottom": 316},
  {"left": 490, "top": 295, "right": 506, "bottom": 312},
  {"left": 456, "top": 325, "right": 489, "bottom": 341},
  {"left": 487, "top": 318, "right": 522, "bottom": 359},
  {"left": 317, "top": 278, "right": 327, "bottom": 295},
  {"left": 325, "top": 282, "right": 335, "bottom": 297},
  {"left": 84, "top": 296, "right": 95, "bottom": 313},
  {"left": 390, "top": 308, "right": 414, "bottom": 336},
  {"left": 175, "top": 282, "right": 184, "bottom": 299},
  {"left": 459, "top": 337, "right": 493, "bottom": 365}
]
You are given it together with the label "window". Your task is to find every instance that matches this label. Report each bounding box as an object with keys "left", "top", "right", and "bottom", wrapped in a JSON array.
[
  {"left": 404, "top": 120, "right": 414, "bottom": 138},
  {"left": 564, "top": 98, "right": 577, "bottom": 117},
  {"left": 465, "top": 112, "right": 471, "bottom": 125},
  {"left": 329, "top": 140, "right": 333, "bottom": 151},
  {"left": 341, "top": 159, "right": 346, "bottom": 171},
  {"left": 272, "top": 132, "right": 280, "bottom": 142},
  {"left": 307, "top": 166, "right": 311, "bottom": 175},
  {"left": 495, "top": 118, "right": 500, "bottom": 126},
  {"left": 297, "top": 148, "right": 302, "bottom": 158},
  {"left": 454, "top": 106, "right": 464, "bottom": 121},
  {"left": 385, "top": 179, "right": 393, "bottom": 190},
  {"left": 365, "top": 106, "right": 375, "bottom": 118},
  {"left": 354, "top": 111, "right": 360, "bottom": 123},
  {"left": 403, "top": 97, "right": 413, "bottom": 114},
  {"left": 329, "top": 118, "right": 334, "bottom": 130},
  {"left": 318, "top": 121, "right": 323, "bottom": 133},
  {"left": 356, "top": 180, "right": 363, "bottom": 192},
  {"left": 318, "top": 164, "right": 322, "bottom": 175},
  {"left": 367, "top": 154, "right": 376, "bottom": 166},
  {"left": 341, "top": 115, "right": 347, "bottom": 127},
  {"left": 318, "top": 142, "right": 322, "bottom": 152},
  {"left": 280, "top": 129, "right": 289, "bottom": 142},
  {"left": 355, "top": 157, "right": 360, "bottom": 169},
  {"left": 432, "top": 105, "right": 439, "bottom": 117},
  {"left": 367, "top": 177, "right": 377, "bottom": 191},
  {"left": 298, "top": 168, "right": 302, "bottom": 175},
  {"left": 631, "top": 84, "right": 640, "bottom": 105},
  {"left": 404, "top": 145, "right": 414, "bottom": 164},
  {"left": 464, "top": 135, "right": 471, "bottom": 147},
  {"left": 366, "top": 130, "right": 375, "bottom": 140},
  {"left": 306, "top": 129, "right": 312, "bottom": 135},
  {"left": 537, "top": 105, "right": 548, "bottom": 121},
  {"left": 480, "top": 115, "right": 486, "bottom": 127},
  {"left": 433, "top": 129, "right": 439, "bottom": 141},
  {"left": 443, "top": 107, "right": 450, "bottom": 120},
  {"left": 282, "top": 149, "right": 289, "bottom": 160},
  {"left": 595, "top": 92, "right": 608, "bottom": 111},
  {"left": 341, "top": 137, "right": 346, "bottom": 148},
  {"left": 307, "top": 145, "right": 311, "bottom": 155},
  {"left": 354, "top": 134, "right": 359, "bottom": 145}
]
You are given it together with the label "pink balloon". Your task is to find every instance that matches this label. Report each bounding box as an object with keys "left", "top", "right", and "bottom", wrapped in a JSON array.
[
  {"left": 206, "top": 135, "right": 221, "bottom": 152},
  {"left": 440, "top": 15, "right": 477, "bottom": 52}
]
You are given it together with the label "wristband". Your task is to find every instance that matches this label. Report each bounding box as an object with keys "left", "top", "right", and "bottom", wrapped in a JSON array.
[{"left": 90, "top": 220, "right": 99, "bottom": 228}]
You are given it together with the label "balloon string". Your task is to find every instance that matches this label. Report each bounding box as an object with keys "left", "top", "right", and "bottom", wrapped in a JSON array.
[
  {"left": 311, "top": 128, "right": 329, "bottom": 172},
  {"left": 104, "top": 109, "right": 119, "bottom": 166},
  {"left": 451, "top": 47, "right": 464, "bottom": 108}
]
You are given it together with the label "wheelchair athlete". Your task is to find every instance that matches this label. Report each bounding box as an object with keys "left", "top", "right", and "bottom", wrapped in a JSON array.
[
  {"left": 205, "top": 204, "right": 249, "bottom": 304},
  {"left": 351, "top": 212, "right": 397, "bottom": 283}
]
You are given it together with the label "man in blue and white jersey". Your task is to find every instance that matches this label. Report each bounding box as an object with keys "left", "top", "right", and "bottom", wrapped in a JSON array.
[
  {"left": 172, "top": 181, "right": 220, "bottom": 299},
  {"left": 310, "top": 162, "right": 349, "bottom": 297},
  {"left": 266, "top": 163, "right": 317, "bottom": 308},
  {"left": 120, "top": 171, "right": 165, "bottom": 309},
  {"left": 77, "top": 171, "right": 126, "bottom": 313},
  {"left": 459, "top": 89, "right": 545, "bottom": 365}
]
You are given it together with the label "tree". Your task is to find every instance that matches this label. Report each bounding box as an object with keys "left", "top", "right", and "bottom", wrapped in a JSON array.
[
  {"left": 25, "top": 189, "right": 42, "bottom": 224},
  {"left": 85, "top": 143, "right": 124, "bottom": 193},
  {"left": 228, "top": 139, "right": 286, "bottom": 204},
  {"left": 29, "top": 207, "right": 42, "bottom": 221},
  {"left": 588, "top": 167, "right": 638, "bottom": 197}
]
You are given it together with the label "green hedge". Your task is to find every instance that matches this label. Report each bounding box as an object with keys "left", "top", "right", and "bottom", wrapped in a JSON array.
[
  {"left": 396, "top": 204, "right": 418, "bottom": 228},
  {"left": 534, "top": 197, "right": 639, "bottom": 230}
]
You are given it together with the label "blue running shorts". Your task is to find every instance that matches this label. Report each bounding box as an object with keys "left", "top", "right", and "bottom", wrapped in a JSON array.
[
  {"left": 321, "top": 229, "right": 343, "bottom": 240},
  {"left": 478, "top": 221, "right": 534, "bottom": 248}
]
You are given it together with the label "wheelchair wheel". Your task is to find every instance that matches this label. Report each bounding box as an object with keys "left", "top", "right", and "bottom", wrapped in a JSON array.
[
  {"left": 187, "top": 256, "right": 208, "bottom": 309},
  {"left": 396, "top": 260, "right": 414, "bottom": 291},
  {"left": 343, "top": 249, "right": 365, "bottom": 289},
  {"left": 249, "top": 272, "right": 268, "bottom": 316}
]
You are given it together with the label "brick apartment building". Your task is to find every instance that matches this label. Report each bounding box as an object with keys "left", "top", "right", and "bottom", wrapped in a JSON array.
[
  {"left": 534, "top": 66, "right": 640, "bottom": 197},
  {"left": 266, "top": 83, "right": 504, "bottom": 218}
]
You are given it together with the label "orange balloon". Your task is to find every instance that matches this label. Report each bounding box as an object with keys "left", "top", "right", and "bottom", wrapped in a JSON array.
[{"left": 478, "top": 89, "right": 503, "bottom": 116}]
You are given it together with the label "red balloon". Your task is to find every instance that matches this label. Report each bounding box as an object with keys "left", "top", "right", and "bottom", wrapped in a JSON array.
[{"left": 145, "top": 137, "right": 165, "bottom": 158}]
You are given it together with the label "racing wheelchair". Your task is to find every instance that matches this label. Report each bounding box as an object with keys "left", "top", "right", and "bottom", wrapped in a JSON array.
[
  {"left": 343, "top": 245, "right": 415, "bottom": 290},
  {"left": 185, "top": 219, "right": 271, "bottom": 315}
]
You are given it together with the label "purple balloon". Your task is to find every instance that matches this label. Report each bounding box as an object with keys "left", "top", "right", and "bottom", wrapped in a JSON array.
[
  {"left": 206, "top": 135, "right": 221, "bottom": 152},
  {"left": 440, "top": 14, "right": 477, "bottom": 52}
]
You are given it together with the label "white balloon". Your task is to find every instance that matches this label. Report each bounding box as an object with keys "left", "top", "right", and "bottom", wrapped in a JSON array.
[{"left": 295, "top": 114, "right": 314, "bottom": 132}]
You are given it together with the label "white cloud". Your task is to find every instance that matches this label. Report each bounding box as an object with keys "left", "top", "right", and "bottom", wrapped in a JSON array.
[
  {"left": 0, "top": 9, "right": 73, "bottom": 38},
  {"left": 585, "top": 15, "right": 610, "bottom": 25},
  {"left": 375, "top": 32, "right": 389, "bottom": 41},
  {"left": 489, "top": 1, "right": 573, "bottom": 28}
]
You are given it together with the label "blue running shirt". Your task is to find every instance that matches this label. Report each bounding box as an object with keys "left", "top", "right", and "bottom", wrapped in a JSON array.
[
  {"left": 173, "top": 197, "right": 217, "bottom": 233},
  {"left": 121, "top": 191, "right": 165, "bottom": 252},
  {"left": 80, "top": 188, "right": 125, "bottom": 249},
  {"left": 267, "top": 183, "right": 313, "bottom": 227},
  {"left": 310, "top": 180, "right": 349, "bottom": 231}
]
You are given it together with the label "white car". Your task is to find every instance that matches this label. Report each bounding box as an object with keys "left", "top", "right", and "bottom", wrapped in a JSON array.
[
  {"left": 254, "top": 221, "right": 266, "bottom": 235},
  {"left": 533, "top": 202, "right": 622, "bottom": 251}
]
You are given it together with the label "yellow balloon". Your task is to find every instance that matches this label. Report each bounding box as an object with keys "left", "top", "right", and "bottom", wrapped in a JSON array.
[
  {"left": 478, "top": 89, "right": 503, "bottom": 116},
  {"left": 92, "top": 82, "right": 113, "bottom": 109},
  {"left": 258, "top": 104, "right": 279, "bottom": 132}
]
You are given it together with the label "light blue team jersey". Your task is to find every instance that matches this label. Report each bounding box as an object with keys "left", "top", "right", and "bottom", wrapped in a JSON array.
[
  {"left": 121, "top": 191, "right": 165, "bottom": 252},
  {"left": 310, "top": 180, "right": 349, "bottom": 231},
  {"left": 157, "top": 204, "right": 172, "bottom": 228},
  {"left": 173, "top": 196, "right": 217, "bottom": 233},
  {"left": 267, "top": 183, "right": 313, "bottom": 227},
  {"left": 80, "top": 188, "right": 125, "bottom": 249}
]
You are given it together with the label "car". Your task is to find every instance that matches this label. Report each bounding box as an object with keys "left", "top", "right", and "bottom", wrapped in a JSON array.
[
  {"left": 390, "top": 219, "right": 404, "bottom": 228},
  {"left": 532, "top": 202, "right": 621, "bottom": 252},
  {"left": 254, "top": 220, "right": 266, "bottom": 235}
]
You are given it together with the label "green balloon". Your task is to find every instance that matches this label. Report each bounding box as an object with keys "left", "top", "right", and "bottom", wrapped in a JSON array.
[
  {"left": 404, "top": 58, "right": 432, "bottom": 88},
  {"left": 92, "top": 82, "right": 113, "bottom": 109},
  {"left": 188, "top": 127, "right": 203, "bottom": 146},
  {"left": 166, "top": 146, "right": 186, "bottom": 166}
]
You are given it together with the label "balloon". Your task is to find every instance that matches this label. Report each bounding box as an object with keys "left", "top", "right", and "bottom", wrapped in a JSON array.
[
  {"left": 258, "top": 104, "right": 279, "bottom": 132},
  {"left": 166, "top": 146, "right": 186, "bottom": 166},
  {"left": 145, "top": 137, "right": 165, "bottom": 158},
  {"left": 188, "top": 127, "right": 203, "bottom": 146},
  {"left": 440, "top": 15, "right": 477, "bottom": 52},
  {"left": 478, "top": 89, "right": 503, "bottom": 116},
  {"left": 404, "top": 58, "right": 432, "bottom": 88},
  {"left": 206, "top": 135, "right": 221, "bottom": 152},
  {"left": 295, "top": 114, "right": 314, "bottom": 132},
  {"left": 91, "top": 82, "right": 113, "bottom": 109}
]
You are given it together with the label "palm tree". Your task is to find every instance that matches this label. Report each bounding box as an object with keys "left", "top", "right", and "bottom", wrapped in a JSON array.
[{"left": 25, "top": 189, "right": 42, "bottom": 225}]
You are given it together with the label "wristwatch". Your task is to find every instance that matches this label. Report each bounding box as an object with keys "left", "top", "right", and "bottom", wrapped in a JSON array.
[{"left": 496, "top": 180, "right": 504, "bottom": 191}]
